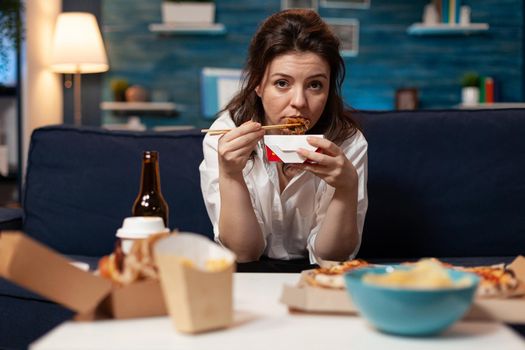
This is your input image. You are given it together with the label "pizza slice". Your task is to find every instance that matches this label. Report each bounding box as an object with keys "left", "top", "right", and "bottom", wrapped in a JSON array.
[
  {"left": 305, "top": 259, "right": 370, "bottom": 289},
  {"left": 457, "top": 264, "right": 522, "bottom": 298},
  {"left": 303, "top": 257, "right": 523, "bottom": 299}
]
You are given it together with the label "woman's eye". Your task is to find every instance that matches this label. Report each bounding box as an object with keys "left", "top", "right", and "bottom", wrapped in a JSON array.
[
  {"left": 309, "top": 81, "right": 323, "bottom": 90},
  {"left": 275, "top": 80, "right": 289, "bottom": 88}
]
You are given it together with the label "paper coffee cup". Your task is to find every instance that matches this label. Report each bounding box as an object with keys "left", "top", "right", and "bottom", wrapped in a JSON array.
[{"left": 116, "top": 217, "right": 170, "bottom": 254}]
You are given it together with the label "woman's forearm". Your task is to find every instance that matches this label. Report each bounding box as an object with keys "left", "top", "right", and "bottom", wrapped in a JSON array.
[
  {"left": 315, "top": 187, "right": 359, "bottom": 261},
  {"left": 218, "top": 172, "right": 265, "bottom": 262}
]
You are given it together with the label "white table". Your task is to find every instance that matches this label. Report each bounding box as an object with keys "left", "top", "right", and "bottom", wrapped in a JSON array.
[{"left": 31, "top": 273, "right": 525, "bottom": 350}]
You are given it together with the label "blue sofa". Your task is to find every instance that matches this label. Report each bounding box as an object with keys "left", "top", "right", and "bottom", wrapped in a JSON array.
[{"left": 1, "top": 108, "right": 524, "bottom": 349}]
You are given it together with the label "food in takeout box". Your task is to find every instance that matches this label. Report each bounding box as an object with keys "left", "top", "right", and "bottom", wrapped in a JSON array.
[
  {"left": 0, "top": 231, "right": 173, "bottom": 320},
  {"left": 154, "top": 233, "right": 236, "bottom": 334},
  {"left": 281, "top": 256, "right": 525, "bottom": 324},
  {"left": 263, "top": 116, "right": 320, "bottom": 163},
  {"left": 98, "top": 231, "right": 170, "bottom": 285},
  {"left": 178, "top": 257, "right": 232, "bottom": 272}
]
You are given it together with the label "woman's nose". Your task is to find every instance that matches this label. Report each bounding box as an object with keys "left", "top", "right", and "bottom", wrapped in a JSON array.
[{"left": 290, "top": 88, "right": 306, "bottom": 109}]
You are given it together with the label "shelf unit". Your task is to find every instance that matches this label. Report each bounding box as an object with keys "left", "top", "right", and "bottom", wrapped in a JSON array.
[
  {"left": 148, "top": 23, "right": 226, "bottom": 35},
  {"left": 456, "top": 102, "right": 525, "bottom": 109},
  {"left": 100, "top": 102, "right": 183, "bottom": 116},
  {"left": 407, "top": 23, "right": 489, "bottom": 36}
]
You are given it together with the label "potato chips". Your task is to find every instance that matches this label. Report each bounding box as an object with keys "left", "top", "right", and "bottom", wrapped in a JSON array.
[{"left": 362, "top": 259, "right": 472, "bottom": 289}]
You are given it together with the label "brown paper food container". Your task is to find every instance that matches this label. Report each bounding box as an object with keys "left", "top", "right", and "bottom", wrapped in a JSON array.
[
  {"left": 155, "top": 233, "right": 236, "bottom": 334},
  {"left": 0, "top": 232, "right": 112, "bottom": 314},
  {"left": 101, "top": 279, "right": 166, "bottom": 319},
  {"left": 0, "top": 231, "right": 167, "bottom": 320},
  {"left": 280, "top": 256, "right": 525, "bottom": 324}
]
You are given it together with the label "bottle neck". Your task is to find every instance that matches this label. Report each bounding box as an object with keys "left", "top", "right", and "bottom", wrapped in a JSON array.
[{"left": 140, "top": 154, "right": 161, "bottom": 193}]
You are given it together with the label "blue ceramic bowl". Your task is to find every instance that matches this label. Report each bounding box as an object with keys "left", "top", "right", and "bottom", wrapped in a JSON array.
[{"left": 344, "top": 266, "right": 479, "bottom": 336}]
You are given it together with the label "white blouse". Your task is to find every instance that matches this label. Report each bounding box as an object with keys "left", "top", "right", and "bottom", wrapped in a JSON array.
[{"left": 199, "top": 113, "right": 368, "bottom": 264}]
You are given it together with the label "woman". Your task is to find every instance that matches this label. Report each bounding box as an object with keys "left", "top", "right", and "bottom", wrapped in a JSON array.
[{"left": 199, "top": 9, "right": 368, "bottom": 264}]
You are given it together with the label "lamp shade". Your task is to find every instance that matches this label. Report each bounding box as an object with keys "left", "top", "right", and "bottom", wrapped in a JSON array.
[{"left": 50, "top": 12, "right": 109, "bottom": 74}]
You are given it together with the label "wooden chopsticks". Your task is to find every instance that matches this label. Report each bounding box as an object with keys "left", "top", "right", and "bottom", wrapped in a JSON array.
[{"left": 201, "top": 123, "right": 302, "bottom": 136}]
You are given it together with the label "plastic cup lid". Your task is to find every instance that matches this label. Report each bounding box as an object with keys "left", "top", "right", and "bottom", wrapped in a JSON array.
[
  {"left": 116, "top": 227, "right": 169, "bottom": 238},
  {"left": 116, "top": 216, "right": 169, "bottom": 238}
]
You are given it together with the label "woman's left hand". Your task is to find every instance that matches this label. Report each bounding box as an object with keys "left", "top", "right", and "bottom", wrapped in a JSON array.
[{"left": 296, "top": 136, "right": 358, "bottom": 192}]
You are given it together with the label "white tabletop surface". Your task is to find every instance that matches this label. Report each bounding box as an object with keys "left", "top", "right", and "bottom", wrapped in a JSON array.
[{"left": 31, "top": 273, "right": 525, "bottom": 350}]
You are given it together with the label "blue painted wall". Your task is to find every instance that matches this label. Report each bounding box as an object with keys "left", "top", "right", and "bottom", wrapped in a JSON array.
[{"left": 102, "top": 0, "right": 523, "bottom": 127}]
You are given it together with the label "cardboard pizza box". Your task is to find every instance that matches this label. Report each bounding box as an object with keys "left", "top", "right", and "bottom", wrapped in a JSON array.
[
  {"left": 0, "top": 231, "right": 167, "bottom": 320},
  {"left": 281, "top": 282, "right": 355, "bottom": 315},
  {"left": 280, "top": 256, "right": 525, "bottom": 324},
  {"left": 468, "top": 256, "right": 525, "bottom": 323}
]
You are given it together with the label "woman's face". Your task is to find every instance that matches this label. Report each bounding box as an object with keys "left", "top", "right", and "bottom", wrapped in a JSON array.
[{"left": 255, "top": 52, "right": 330, "bottom": 132}]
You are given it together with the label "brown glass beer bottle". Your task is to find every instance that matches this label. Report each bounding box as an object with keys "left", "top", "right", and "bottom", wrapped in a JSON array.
[{"left": 132, "top": 151, "right": 169, "bottom": 227}]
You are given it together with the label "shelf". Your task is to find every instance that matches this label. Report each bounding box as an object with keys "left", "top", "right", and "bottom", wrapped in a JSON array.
[
  {"left": 100, "top": 102, "right": 183, "bottom": 117},
  {"left": 148, "top": 23, "right": 226, "bottom": 35},
  {"left": 407, "top": 23, "right": 489, "bottom": 36},
  {"left": 457, "top": 102, "right": 525, "bottom": 109}
]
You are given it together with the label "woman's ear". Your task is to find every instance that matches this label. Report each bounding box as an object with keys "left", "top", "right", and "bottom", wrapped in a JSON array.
[{"left": 255, "top": 85, "right": 261, "bottom": 97}]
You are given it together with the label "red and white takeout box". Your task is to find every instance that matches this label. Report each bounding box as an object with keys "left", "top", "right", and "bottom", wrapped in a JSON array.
[{"left": 264, "top": 135, "right": 324, "bottom": 163}]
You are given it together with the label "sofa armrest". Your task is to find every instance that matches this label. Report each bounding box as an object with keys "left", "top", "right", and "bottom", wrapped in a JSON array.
[{"left": 0, "top": 207, "right": 23, "bottom": 231}]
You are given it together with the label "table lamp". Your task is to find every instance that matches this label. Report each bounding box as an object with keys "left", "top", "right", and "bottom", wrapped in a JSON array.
[{"left": 50, "top": 12, "right": 109, "bottom": 125}]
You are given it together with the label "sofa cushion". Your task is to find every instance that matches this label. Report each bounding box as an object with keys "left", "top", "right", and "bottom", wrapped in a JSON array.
[
  {"left": 23, "top": 126, "right": 212, "bottom": 256},
  {"left": 0, "top": 294, "right": 73, "bottom": 350},
  {"left": 355, "top": 109, "right": 525, "bottom": 259},
  {"left": 0, "top": 278, "right": 48, "bottom": 303},
  {"left": 0, "top": 207, "right": 23, "bottom": 230}
]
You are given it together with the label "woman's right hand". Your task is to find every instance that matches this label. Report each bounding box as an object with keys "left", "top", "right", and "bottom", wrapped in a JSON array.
[{"left": 218, "top": 121, "right": 265, "bottom": 176}]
